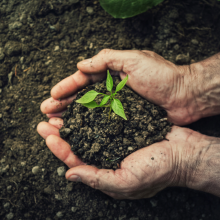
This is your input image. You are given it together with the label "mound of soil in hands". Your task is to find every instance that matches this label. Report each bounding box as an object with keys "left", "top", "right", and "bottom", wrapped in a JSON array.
[{"left": 60, "top": 77, "right": 172, "bottom": 169}]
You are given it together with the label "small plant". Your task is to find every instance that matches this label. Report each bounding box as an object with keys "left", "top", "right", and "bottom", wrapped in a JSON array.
[{"left": 76, "top": 70, "right": 128, "bottom": 120}]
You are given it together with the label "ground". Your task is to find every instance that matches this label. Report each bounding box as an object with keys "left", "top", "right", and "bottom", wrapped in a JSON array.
[{"left": 0, "top": 0, "right": 220, "bottom": 219}]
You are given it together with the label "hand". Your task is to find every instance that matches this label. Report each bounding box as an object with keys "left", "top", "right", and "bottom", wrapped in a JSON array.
[
  {"left": 40, "top": 49, "right": 199, "bottom": 126},
  {"left": 37, "top": 120, "right": 220, "bottom": 199}
]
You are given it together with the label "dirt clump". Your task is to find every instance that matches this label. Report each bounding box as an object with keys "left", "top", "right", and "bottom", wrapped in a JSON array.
[{"left": 60, "top": 77, "right": 172, "bottom": 169}]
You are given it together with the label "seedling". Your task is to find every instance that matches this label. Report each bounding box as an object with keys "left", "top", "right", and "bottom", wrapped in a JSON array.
[{"left": 76, "top": 70, "right": 128, "bottom": 120}]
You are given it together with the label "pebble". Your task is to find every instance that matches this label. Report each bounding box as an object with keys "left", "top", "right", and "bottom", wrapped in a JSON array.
[
  {"left": 56, "top": 211, "right": 63, "bottom": 218},
  {"left": 86, "top": 7, "right": 94, "bottom": 15},
  {"left": 57, "top": 166, "right": 66, "bottom": 177},
  {"left": 4, "top": 41, "right": 22, "bottom": 56},
  {"left": 55, "top": 194, "right": 62, "bottom": 200},
  {"left": 127, "top": 147, "right": 133, "bottom": 151},
  {"left": 191, "top": 39, "right": 199, "bottom": 45},
  {"left": 54, "top": 46, "right": 59, "bottom": 51},
  {"left": 71, "top": 207, "right": 78, "bottom": 212},
  {"left": 7, "top": 185, "right": 12, "bottom": 191},
  {"left": 21, "top": 161, "right": 26, "bottom": 166},
  {"left": 8, "top": 21, "right": 22, "bottom": 30},
  {"left": 0, "top": 47, "right": 5, "bottom": 60},
  {"left": 32, "top": 166, "right": 40, "bottom": 174},
  {"left": 6, "top": 212, "right": 14, "bottom": 220},
  {"left": 3, "top": 202, "right": 10, "bottom": 209},
  {"left": 20, "top": 56, "right": 24, "bottom": 64}
]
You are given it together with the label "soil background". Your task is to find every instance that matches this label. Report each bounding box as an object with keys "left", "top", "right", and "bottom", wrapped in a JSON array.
[{"left": 1, "top": 0, "right": 220, "bottom": 219}]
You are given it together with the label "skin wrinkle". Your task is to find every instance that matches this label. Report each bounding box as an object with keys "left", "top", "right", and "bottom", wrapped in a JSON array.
[{"left": 185, "top": 136, "right": 212, "bottom": 189}]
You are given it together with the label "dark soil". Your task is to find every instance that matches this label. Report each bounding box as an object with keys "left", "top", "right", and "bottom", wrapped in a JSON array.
[
  {"left": 1, "top": 0, "right": 220, "bottom": 219},
  {"left": 60, "top": 78, "right": 172, "bottom": 169}
]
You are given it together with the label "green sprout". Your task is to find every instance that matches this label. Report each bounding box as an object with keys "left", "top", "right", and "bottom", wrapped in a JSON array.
[
  {"left": 18, "top": 108, "right": 22, "bottom": 113},
  {"left": 76, "top": 70, "right": 128, "bottom": 120}
]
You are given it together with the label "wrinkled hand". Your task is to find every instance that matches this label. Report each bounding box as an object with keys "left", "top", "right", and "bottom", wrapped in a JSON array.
[
  {"left": 40, "top": 49, "right": 196, "bottom": 126},
  {"left": 38, "top": 120, "right": 220, "bottom": 199},
  {"left": 38, "top": 120, "right": 200, "bottom": 199}
]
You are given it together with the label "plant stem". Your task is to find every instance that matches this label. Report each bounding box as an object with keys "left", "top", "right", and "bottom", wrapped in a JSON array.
[{"left": 108, "top": 106, "right": 112, "bottom": 120}]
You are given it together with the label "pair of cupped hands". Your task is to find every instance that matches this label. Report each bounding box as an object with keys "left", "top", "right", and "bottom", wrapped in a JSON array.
[{"left": 37, "top": 49, "right": 218, "bottom": 199}]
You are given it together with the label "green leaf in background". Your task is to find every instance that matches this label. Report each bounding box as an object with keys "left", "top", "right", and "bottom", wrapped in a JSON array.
[
  {"left": 115, "top": 75, "right": 128, "bottom": 93},
  {"left": 100, "top": 0, "right": 164, "bottom": 19},
  {"left": 99, "top": 95, "right": 111, "bottom": 106},
  {"left": 82, "top": 101, "right": 99, "bottom": 109},
  {"left": 111, "top": 99, "right": 127, "bottom": 120},
  {"left": 75, "top": 90, "right": 101, "bottom": 104},
  {"left": 106, "top": 70, "right": 113, "bottom": 92}
]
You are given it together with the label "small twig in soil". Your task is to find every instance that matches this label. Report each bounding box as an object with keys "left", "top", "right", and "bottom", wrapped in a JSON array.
[
  {"left": 15, "top": 64, "right": 18, "bottom": 76},
  {"left": 23, "top": 67, "right": 31, "bottom": 72}
]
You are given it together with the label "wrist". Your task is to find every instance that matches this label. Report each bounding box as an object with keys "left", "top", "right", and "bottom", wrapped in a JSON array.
[
  {"left": 188, "top": 54, "right": 220, "bottom": 120},
  {"left": 172, "top": 130, "right": 220, "bottom": 197}
]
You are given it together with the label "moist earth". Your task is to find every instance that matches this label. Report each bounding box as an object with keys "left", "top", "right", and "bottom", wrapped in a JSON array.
[
  {"left": 60, "top": 78, "right": 172, "bottom": 169},
  {"left": 1, "top": 0, "right": 220, "bottom": 220}
]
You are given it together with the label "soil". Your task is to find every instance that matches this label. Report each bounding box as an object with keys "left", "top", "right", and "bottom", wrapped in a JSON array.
[
  {"left": 1, "top": 0, "right": 220, "bottom": 219},
  {"left": 60, "top": 78, "right": 172, "bottom": 169}
]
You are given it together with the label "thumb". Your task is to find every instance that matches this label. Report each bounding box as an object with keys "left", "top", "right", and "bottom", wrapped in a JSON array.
[
  {"left": 77, "top": 49, "right": 137, "bottom": 74},
  {"left": 65, "top": 165, "right": 130, "bottom": 192}
]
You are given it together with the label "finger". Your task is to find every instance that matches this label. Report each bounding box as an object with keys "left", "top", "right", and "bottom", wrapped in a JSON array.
[
  {"left": 40, "top": 95, "right": 76, "bottom": 114},
  {"left": 51, "top": 70, "right": 106, "bottom": 100},
  {"left": 77, "top": 49, "right": 139, "bottom": 74},
  {"left": 48, "top": 117, "right": 64, "bottom": 129},
  {"left": 46, "top": 135, "right": 85, "bottom": 168},
  {"left": 66, "top": 165, "right": 133, "bottom": 193},
  {"left": 37, "top": 121, "right": 60, "bottom": 139},
  {"left": 46, "top": 112, "right": 64, "bottom": 118}
]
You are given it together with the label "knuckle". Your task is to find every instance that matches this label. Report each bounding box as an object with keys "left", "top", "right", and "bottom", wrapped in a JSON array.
[
  {"left": 99, "top": 48, "right": 114, "bottom": 56},
  {"left": 89, "top": 179, "right": 100, "bottom": 190}
]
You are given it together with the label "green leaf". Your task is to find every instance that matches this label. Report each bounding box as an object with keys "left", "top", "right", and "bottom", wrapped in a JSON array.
[
  {"left": 115, "top": 75, "right": 128, "bottom": 93},
  {"left": 99, "top": 95, "right": 110, "bottom": 106},
  {"left": 100, "top": 0, "right": 164, "bottom": 19},
  {"left": 106, "top": 70, "right": 113, "bottom": 92},
  {"left": 111, "top": 99, "right": 127, "bottom": 120},
  {"left": 75, "top": 90, "right": 101, "bottom": 104},
  {"left": 82, "top": 101, "right": 99, "bottom": 109}
]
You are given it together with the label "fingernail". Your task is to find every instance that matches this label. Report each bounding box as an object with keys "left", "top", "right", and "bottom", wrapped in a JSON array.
[
  {"left": 80, "top": 58, "right": 92, "bottom": 65},
  {"left": 68, "top": 175, "right": 81, "bottom": 182}
]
